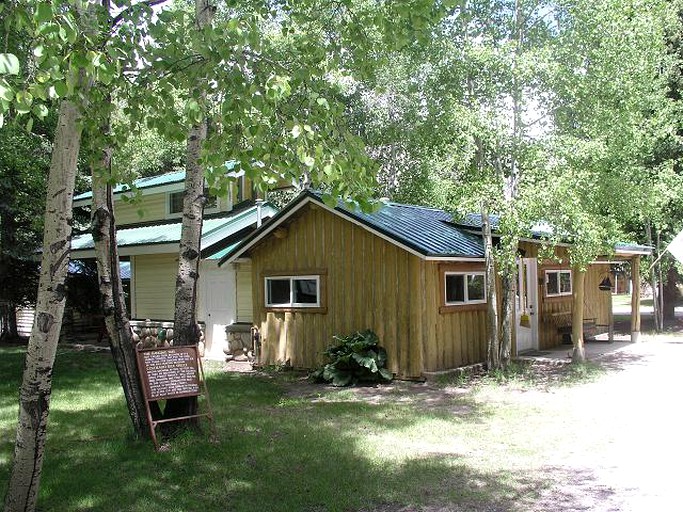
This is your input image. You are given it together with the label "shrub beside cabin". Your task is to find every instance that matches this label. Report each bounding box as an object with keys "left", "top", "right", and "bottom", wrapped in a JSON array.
[{"left": 222, "top": 191, "right": 650, "bottom": 380}]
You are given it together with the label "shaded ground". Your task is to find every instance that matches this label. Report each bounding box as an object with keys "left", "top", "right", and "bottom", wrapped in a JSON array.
[{"left": 265, "top": 334, "right": 683, "bottom": 512}]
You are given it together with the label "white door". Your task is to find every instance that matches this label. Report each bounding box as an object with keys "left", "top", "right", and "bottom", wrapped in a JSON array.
[
  {"left": 516, "top": 258, "right": 539, "bottom": 353},
  {"left": 199, "top": 263, "right": 236, "bottom": 360}
]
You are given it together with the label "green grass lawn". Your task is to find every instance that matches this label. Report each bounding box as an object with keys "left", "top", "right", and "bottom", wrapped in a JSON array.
[{"left": 0, "top": 345, "right": 594, "bottom": 512}]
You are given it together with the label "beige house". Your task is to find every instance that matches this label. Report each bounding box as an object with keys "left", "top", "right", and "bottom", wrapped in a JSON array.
[{"left": 71, "top": 170, "right": 277, "bottom": 359}]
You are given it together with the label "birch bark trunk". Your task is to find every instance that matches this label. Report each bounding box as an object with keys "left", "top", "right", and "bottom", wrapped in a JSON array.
[
  {"left": 91, "top": 148, "right": 149, "bottom": 436},
  {"left": 166, "top": 0, "right": 214, "bottom": 423},
  {"left": 482, "top": 203, "right": 500, "bottom": 370},
  {"left": 571, "top": 267, "right": 586, "bottom": 363},
  {"left": 3, "top": 100, "right": 81, "bottom": 512}
]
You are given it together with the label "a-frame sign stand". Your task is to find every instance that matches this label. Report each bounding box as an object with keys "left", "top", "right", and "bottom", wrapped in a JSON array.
[{"left": 136, "top": 345, "right": 215, "bottom": 450}]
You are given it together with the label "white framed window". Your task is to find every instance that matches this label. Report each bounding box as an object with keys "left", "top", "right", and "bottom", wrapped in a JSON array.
[
  {"left": 546, "top": 269, "right": 572, "bottom": 297},
  {"left": 265, "top": 275, "right": 320, "bottom": 308},
  {"left": 444, "top": 272, "right": 486, "bottom": 305}
]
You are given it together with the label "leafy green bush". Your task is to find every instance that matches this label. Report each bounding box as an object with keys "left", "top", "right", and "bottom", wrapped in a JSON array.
[{"left": 310, "top": 329, "right": 393, "bottom": 387}]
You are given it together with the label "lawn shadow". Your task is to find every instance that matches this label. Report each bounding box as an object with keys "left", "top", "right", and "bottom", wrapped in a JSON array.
[{"left": 0, "top": 348, "right": 621, "bottom": 512}]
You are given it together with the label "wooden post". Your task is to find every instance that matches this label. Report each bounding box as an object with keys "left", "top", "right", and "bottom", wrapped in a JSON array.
[
  {"left": 631, "top": 256, "right": 641, "bottom": 343},
  {"left": 608, "top": 290, "right": 614, "bottom": 343}
]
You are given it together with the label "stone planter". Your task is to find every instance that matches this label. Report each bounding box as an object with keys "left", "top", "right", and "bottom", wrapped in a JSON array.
[{"left": 224, "top": 322, "right": 254, "bottom": 362}]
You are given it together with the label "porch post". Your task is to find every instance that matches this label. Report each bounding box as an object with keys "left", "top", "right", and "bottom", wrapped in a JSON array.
[
  {"left": 631, "top": 256, "right": 641, "bottom": 343},
  {"left": 608, "top": 290, "right": 614, "bottom": 343}
]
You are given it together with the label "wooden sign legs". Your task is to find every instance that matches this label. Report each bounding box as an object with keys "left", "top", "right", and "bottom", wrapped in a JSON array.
[{"left": 136, "top": 345, "right": 216, "bottom": 450}]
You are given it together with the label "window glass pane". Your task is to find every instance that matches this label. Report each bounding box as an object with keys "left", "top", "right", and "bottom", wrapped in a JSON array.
[
  {"left": 169, "top": 192, "right": 184, "bottom": 214},
  {"left": 546, "top": 272, "right": 559, "bottom": 295},
  {"left": 467, "top": 274, "right": 485, "bottom": 301},
  {"left": 293, "top": 278, "right": 318, "bottom": 304},
  {"left": 267, "top": 278, "right": 290, "bottom": 305},
  {"left": 560, "top": 271, "right": 572, "bottom": 294},
  {"left": 445, "top": 274, "right": 465, "bottom": 303},
  {"left": 205, "top": 194, "right": 217, "bottom": 209}
]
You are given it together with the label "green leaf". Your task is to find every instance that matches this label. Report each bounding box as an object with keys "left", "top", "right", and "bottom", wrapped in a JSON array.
[
  {"left": 35, "top": 2, "right": 52, "bottom": 24},
  {"left": 0, "top": 53, "right": 20, "bottom": 75},
  {"left": 291, "top": 125, "right": 302, "bottom": 139},
  {"left": 25, "top": 116, "right": 33, "bottom": 132},
  {"left": 52, "top": 81, "right": 68, "bottom": 98},
  {"left": 0, "top": 81, "right": 13, "bottom": 102}
]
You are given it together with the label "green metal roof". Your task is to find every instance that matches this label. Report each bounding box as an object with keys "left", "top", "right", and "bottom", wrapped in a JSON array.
[
  {"left": 73, "top": 162, "right": 241, "bottom": 202},
  {"left": 73, "top": 171, "right": 187, "bottom": 201},
  {"left": 71, "top": 203, "right": 278, "bottom": 258},
  {"left": 222, "top": 191, "right": 486, "bottom": 264}
]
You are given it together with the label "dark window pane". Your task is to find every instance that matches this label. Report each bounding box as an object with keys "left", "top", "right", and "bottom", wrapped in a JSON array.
[
  {"left": 293, "top": 279, "right": 318, "bottom": 304},
  {"left": 445, "top": 274, "right": 465, "bottom": 303},
  {"left": 468, "top": 275, "right": 485, "bottom": 301},
  {"left": 267, "top": 278, "right": 290, "bottom": 305},
  {"left": 560, "top": 272, "right": 572, "bottom": 294},
  {"left": 169, "top": 192, "right": 184, "bottom": 214},
  {"left": 547, "top": 272, "right": 559, "bottom": 295}
]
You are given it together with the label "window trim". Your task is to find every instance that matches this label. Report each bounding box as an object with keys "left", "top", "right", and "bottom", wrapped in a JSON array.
[
  {"left": 444, "top": 271, "right": 487, "bottom": 306},
  {"left": 545, "top": 269, "right": 572, "bottom": 297},
  {"left": 264, "top": 275, "right": 321, "bottom": 308}
]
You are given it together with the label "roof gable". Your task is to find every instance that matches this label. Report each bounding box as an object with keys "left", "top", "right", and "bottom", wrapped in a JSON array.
[{"left": 221, "top": 191, "right": 485, "bottom": 264}]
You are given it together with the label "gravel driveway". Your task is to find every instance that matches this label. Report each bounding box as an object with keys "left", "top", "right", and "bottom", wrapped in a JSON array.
[
  {"left": 279, "top": 334, "right": 683, "bottom": 512},
  {"left": 521, "top": 334, "right": 683, "bottom": 511}
]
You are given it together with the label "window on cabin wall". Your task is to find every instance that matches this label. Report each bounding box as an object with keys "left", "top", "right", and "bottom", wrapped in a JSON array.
[
  {"left": 265, "top": 275, "right": 320, "bottom": 307},
  {"left": 444, "top": 272, "right": 486, "bottom": 305},
  {"left": 545, "top": 269, "right": 572, "bottom": 297}
]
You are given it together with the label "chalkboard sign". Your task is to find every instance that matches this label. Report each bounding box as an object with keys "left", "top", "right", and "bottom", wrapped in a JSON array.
[{"left": 137, "top": 346, "right": 201, "bottom": 400}]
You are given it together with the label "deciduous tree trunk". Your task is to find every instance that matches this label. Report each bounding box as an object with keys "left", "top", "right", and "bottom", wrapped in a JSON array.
[
  {"left": 166, "top": 0, "right": 214, "bottom": 423},
  {"left": 3, "top": 100, "right": 81, "bottom": 512},
  {"left": 91, "top": 146, "right": 149, "bottom": 437},
  {"left": 482, "top": 203, "right": 500, "bottom": 370},
  {"left": 571, "top": 267, "right": 586, "bottom": 363}
]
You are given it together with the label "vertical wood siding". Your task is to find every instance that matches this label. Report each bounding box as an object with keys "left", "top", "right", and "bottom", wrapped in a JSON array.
[
  {"left": 421, "top": 262, "right": 488, "bottom": 371},
  {"left": 131, "top": 254, "right": 177, "bottom": 319},
  {"left": 249, "top": 205, "right": 492, "bottom": 378},
  {"left": 250, "top": 205, "right": 427, "bottom": 378}
]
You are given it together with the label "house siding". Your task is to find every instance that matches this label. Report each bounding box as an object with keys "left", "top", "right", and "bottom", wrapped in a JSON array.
[
  {"left": 422, "top": 262, "right": 488, "bottom": 371},
  {"left": 131, "top": 253, "right": 177, "bottom": 319},
  {"left": 235, "top": 260, "right": 253, "bottom": 322},
  {"left": 250, "top": 204, "right": 427, "bottom": 379},
  {"left": 115, "top": 193, "right": 167, "bottom": 225}
]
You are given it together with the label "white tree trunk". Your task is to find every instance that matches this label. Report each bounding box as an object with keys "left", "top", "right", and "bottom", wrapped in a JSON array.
[
  {"left": 166, "top": 0, "right": 213, "bottom": 423},
  {"left": 91, "top": 155, "right": 149, "bottom": 436},
  {"left": 4, "top": 100, "right": 82, "bottom": 512},
  {"left": 571, "top": 267, "right": 586, "bottom": 363},
  {"left": 482, "top": 204, "right": 500, "bottom": 370}
]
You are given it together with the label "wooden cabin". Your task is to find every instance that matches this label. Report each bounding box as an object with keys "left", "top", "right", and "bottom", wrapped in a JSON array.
[{"left": 222, "top": 191, "right": 650, "bottom": 379}]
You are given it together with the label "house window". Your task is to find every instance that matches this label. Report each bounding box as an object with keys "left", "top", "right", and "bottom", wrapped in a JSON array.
[
  {"left": 167, "top": 190, "right": 218, "bottom": 217},
  {"left": 265, "top": 275, "right": 320, "bottom": 307},
  {"left": 444, "top": 272, "right": 486, "bottom": 305},
  {"left": 546, "top": 270, "right": 572, "bottom": 297},
  {"left": 168, "top": 191, "right": 184, "bottom": 215}
]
